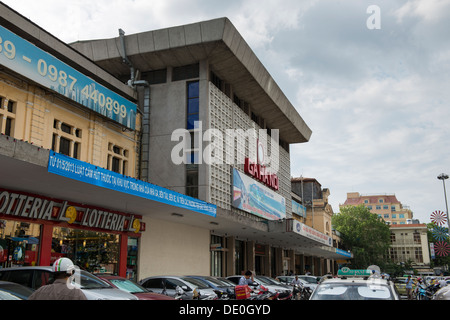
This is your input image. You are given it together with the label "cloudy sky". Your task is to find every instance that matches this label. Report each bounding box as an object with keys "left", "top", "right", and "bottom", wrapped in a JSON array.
[{"left": 3, "top": 0, "right": 450, "bottom": 223}]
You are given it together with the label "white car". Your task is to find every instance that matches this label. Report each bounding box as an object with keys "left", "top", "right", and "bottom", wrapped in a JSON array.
[
  {"left": 310, "top": 277, "right": 400, "bottom": 300},
  {"left": 0, "top": 266, "right": 138, "bottom": 300}
]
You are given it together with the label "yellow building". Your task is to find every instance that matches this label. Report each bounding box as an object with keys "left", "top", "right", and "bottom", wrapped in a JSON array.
[
  {"left": 341, "top": 192, "right": 413, "bottom": 225},
  {"left": 0, "top": 71, "right": 141, "bottom": 177}
]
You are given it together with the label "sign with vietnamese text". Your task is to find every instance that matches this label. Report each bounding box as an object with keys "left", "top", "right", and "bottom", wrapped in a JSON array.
[{"left": 48, "top": 152, "right": 217, "bottom": 218}]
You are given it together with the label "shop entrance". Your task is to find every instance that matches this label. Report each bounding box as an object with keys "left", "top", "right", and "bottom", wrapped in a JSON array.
[{"left": 52, "top": 227, "right": 119, "bottom": 274}]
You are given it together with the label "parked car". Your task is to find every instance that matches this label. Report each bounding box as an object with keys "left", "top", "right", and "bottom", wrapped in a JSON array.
[
  {"left": 0, "top": 266, "right": 138, "bottom": 300},
  {"left": 139, "top": 275, "right": 217, "bottom": 300},
  {"left": 0, "top": 281, "right": 35, "bottom": 300},
  {"left": 97, "top": 275, "right": 174, "bottom": 300},
  {"left": 310, "top": 277, "right": 400, "bottom": 300},
  {"left": 226, "top": 275, "right": 292, "bottom": 296},
  {"left": 298, "top": 275, "right": 320, "bottom": 285},
  {"left": 276, "top": 275, "right": 318, "bottom": 291},
  {"left": 184, "top": 275, "right": 235, "bottom": 298},
  {"left": 434, "top": 285, "right": 450, "bottom": 300}
]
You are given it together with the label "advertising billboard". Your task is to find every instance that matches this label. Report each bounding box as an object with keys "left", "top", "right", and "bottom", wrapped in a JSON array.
[
  {"left": 0, "top": 25, "right": 137, "bottom": 129},
  {"left": 232, "top": 168, "right": 286, "bottom": 220}
]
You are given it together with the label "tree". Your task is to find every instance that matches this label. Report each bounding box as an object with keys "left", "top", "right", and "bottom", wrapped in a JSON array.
[{"left": 332, "top": 205, "right": 391, "bottom": 269}]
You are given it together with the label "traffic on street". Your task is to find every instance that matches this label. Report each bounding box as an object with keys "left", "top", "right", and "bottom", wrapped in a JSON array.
[{"left": 0, "top": 265, "right": 448, "bottom": 300}]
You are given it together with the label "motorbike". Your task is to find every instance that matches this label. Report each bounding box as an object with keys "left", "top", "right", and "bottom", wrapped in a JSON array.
[
  {"left": 414, "top": 284, "right": 433, "bottom": 300},
  {"left": 291, "top": 284, "right": 312, "bottom": 300}
]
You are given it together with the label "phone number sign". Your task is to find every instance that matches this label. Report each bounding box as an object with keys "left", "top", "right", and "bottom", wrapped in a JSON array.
[{"left": 0, "top": 25, "right": 137, "bottom": 130}]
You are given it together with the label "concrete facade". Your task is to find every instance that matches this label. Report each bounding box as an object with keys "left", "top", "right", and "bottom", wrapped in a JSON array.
[{"left": 70, "top": 18, "right": 358, "bottom": 278}]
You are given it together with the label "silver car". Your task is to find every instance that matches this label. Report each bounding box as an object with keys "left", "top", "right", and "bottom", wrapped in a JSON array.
[
  {"left": 0, "top": 266, "right": 137, "bottom": 300},
  {"left": 139, "top": 275, "right": 217, "bottom": 300}
]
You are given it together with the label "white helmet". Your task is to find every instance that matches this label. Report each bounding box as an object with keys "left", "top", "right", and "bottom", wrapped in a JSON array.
[{"left": 53, "top": 257, "right": 75, "bottom": 275}]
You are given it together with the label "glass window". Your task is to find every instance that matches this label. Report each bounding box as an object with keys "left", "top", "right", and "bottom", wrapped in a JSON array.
[
  {"left": 0, "top": 220, "right": 41, "bottom": 268},
  {"left": 187, "top": 81, "right": 199, "bottom": 130},
  {"left": 52, "top": 227, "right": 119, "bottom": 274},
  {"left": 127, "top": 238, "right": 139, "bottom": 281}
]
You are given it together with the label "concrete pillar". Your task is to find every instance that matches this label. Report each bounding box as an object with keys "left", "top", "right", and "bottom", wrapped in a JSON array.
[{"left": 226, "top": 236, "right": 235, "bottom": 276}]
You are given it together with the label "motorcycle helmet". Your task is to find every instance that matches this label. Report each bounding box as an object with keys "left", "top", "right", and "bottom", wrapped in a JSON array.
[{"left": 53, "top": 257, "right": 75, "bottom": 275}]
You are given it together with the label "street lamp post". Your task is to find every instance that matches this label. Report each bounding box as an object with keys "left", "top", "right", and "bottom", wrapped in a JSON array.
[{"left": 437, "top": 173, "right": 450, "bottom": 235}]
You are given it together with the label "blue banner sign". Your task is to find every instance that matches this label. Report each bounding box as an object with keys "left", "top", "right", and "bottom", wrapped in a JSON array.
[
  {"left": 292, "top": 200, "right": 306, "bottom": 218},
  {"left": 0, "top": 25, "right": 137, "bottom": 129},
  {"left": 48, "top": 152, "right": 216, "bottom": 217}
]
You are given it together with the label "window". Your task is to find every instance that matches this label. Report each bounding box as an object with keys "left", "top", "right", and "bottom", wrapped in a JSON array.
[
  {"left": 173, "top": 63, "right": 199, "bottom": 82},
  {"left": 107, "top": 143, "right": 129, "bottom": 175},
  {"left": 384, "top": 214, "right": 390, "bottom": 219},
  {"left": 0, "top": 220, "right": 41, "bottom": 269},
  {"left": 186, "top": 164, "right": 198, "bottom": 198},
  {"left": 392, "top": 214, "right": 397, "bottom": 219},
  {"left": 52, "top": 120, "right": 82, "bottom": 159},
  {"left": 364, "top": 200, "right": 369, "bottom": 204},
  {"left": 52, "top": 227, "right": 119, "bottom": 274},
  {"left": 414, "top": 232, "right": 421, "bottom": 244},
  {"left": 0, "top": 97, "right": 16, "bottom": 137},
  {"left": 383, "top": 205, "right": 388, "bottom": 210},
  {"left": 399, "top": 214, "right": 405, "bottom": 219},
  {"left": 391, "top": 206, "right": 396, "bottom": 212},
  {"left": 376, "top": 205, "right": 381, "bottom": 210},
  {"left": 379, "top": 199, "right": 384, "bottom": 203},
  {"left": 187, "top": 81, "right": 199, "bottom": 130}
]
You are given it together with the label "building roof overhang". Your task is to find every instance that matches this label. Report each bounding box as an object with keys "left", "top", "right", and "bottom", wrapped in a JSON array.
[{"left": 70, "top": 18, "right": 312, "bottom": 144}]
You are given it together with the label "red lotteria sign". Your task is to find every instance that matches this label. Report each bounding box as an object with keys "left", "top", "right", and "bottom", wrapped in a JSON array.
[
  {"left": 244, "top": 158, "right": 279, "bottom": 190},
  {"left": 0, "top": 189, "right": 144, "bottom": 234}
]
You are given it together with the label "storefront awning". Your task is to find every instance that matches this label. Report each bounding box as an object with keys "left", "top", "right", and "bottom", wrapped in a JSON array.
[{"left": 0, "top": 137, "right": 218, "bottom": 231}]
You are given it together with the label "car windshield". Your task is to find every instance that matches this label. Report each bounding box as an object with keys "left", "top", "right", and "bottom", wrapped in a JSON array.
[
  {"left": 182, "top": 277, "right": 209, "bottom": 289},
  {"left": 310, "top": 283, "right": 393, "bottom": 300},
  {"left": 217, "top": 278, "right": 236, "bottom": 286},
  {"left": 203, "top": 277, "right": 230, "bottom": 287},
  {"left": 73, "top": 271, "right": 113, "bottom": 289},
  {"left": 109, "top": 279, "right": 147, "bottom": 293},
  {"left": 257, "top": 276, "right": 283, "bottom": 285},
  {"left": 300, "top": 276, "right": 318, "bottom": 284},
  {"left": 0, "top": 290, "right": 22, "bottom": 300}
]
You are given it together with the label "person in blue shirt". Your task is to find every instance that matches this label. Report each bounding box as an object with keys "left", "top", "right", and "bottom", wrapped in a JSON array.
[
  {"left": 239, "top": 270, "right": 255, "bottom": 286},
  {"left": 405, "top": 275, "right": 414, "bottom": 300}
]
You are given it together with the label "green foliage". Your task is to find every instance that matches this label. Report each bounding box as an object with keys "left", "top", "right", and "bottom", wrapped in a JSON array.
[{"left": 333, "top": 205, "right": 391, "bottom": 269}]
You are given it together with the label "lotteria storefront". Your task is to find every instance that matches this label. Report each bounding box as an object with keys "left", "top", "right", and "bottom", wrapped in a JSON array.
[{"left": 0, "top": 188, "right": 145, "bottom": 280}]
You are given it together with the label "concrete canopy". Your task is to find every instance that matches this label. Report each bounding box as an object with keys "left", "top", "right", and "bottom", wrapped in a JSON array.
[{"left": 70, "top": 18, "right": 312, "bottom": 144}]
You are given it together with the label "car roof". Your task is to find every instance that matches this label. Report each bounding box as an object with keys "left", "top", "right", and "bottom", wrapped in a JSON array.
[
  {"left": 320, "top": 277, "right": 390, "bottom": 285},
  {"left": 0, "top": 266, "right": 52, "bottom": 271}
]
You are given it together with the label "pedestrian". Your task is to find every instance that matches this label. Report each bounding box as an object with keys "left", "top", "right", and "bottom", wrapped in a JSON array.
[
  {"left": 238, "top": 270, "right": 255, "bottom": 286},
  {"left": 291, "top": 275, "right": 303, "bottom": 300},
  {"left": 28, "top": 257, "right": 87, "bottom": 300},
  {"left": 405, "top": 275, "right": 414, "bottom": 300}
]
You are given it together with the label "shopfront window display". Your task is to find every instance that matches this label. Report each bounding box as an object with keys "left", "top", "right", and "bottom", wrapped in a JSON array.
[
  {"left": 0, "top": 220, "right": 41, "bottom": 268},
  {"left": 52, "top": 227, "right": 119, "bottom": 274}
]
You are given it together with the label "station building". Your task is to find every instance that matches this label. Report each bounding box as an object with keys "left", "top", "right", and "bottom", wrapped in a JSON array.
[{"left": 0, "top": 3, "right": 351, "bottom": 280}]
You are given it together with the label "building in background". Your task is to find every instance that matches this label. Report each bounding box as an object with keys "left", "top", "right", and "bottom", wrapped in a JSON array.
[
  {"left": 389, "top": 223, "right": 432, "bottom": 276},
  {"left": 291, "top": 177, "right": 350, "bottom": 272},
  {"left": 341, "top": 192, "right": 414, "bottom": 225}
]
